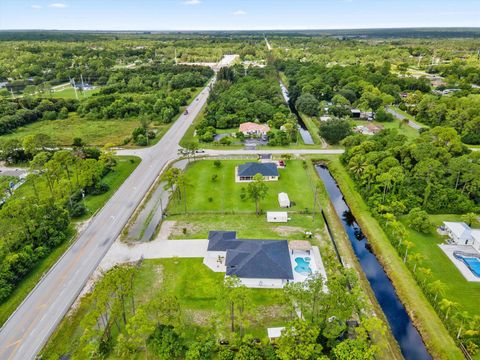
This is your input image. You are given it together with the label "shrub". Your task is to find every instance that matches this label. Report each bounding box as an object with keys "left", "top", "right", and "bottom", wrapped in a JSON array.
[{"left": 407, "top": 207, "right": 433, "bottom": 233}]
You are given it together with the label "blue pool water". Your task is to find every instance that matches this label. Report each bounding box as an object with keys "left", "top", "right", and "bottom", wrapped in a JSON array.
[
  {"left": 294, "top": 257, "right": 312, "bottom": 275},
  {"left": 455, "top": 254, "right": 480, "bottom": 277}
]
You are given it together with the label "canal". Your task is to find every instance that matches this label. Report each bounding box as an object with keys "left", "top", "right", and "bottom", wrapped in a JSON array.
[
  {"left": 315, "top": 164, "right": 431, "bottom": 360},
  {"left": 278, "top": 80, "right": 314, "bottom": 145}
]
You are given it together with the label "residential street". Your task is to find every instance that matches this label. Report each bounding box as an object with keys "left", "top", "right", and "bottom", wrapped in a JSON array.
[{"left": 0, "top": 56, "right": 236, "bottom": 360}]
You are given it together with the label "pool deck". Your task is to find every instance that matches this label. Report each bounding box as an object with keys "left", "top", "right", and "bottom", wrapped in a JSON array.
[
  {"left": 439, "top": 244, "right": 480, "bottom": 283},
  {"left": 290, "top": 246, "right": 328, "bottom": 291}
]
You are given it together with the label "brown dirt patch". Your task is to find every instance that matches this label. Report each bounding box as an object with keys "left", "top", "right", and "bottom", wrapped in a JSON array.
[{"left": 274, "top": 226, "right": 305, "bottom": 237}]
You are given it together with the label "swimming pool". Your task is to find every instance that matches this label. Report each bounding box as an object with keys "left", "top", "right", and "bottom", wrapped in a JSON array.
[
  {"left": 454, "top": 252, "right": 480, "bottom": 278},
  {"left": 294, "top": 257, "right": 312, "bottom": 275}
]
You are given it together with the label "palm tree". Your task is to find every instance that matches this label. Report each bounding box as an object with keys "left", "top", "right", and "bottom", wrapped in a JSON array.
[
  {"left": 428, "top": 280, "right": 447, "bottom": 304},
  {"left": 418, "top": 267, "right": 432, "bottom": 288},
  {"left": 439, "top": 298, "right": 457, "bottom": 321},
  {"left": 453, "top": 311, "right": 470, "bottom": 339},
  {"left": 409, "top": 252, "right": 425, "bottom": 273},
  {"left": 403, "top": 240, "right": 414, "bottom": 263}
]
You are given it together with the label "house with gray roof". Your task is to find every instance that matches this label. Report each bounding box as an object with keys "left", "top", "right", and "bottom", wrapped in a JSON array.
[
  {"left": 235, "top": 162, "right": 279, "bottom": 182},
  {"left": 203, "top": 231, "right": 294, "bottom": 288}
]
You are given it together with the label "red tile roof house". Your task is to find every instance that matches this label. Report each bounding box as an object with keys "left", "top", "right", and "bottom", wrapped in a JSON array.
[{"left": 239, "top": 122, "right": 270, "bottom": 136}]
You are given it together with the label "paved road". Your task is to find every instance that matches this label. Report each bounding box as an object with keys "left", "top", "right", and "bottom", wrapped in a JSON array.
[
  {"left": 0, "top": 56, "right": 236, "bottom": 360},
  {"left": 386, "top": 106, "right": 422, "bottom": 130}
]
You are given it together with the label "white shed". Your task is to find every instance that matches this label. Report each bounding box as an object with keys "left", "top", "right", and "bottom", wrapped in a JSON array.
[
  {"left": 267, "top": 211, "right": 288, "bottom": 223},
  {"left": 278, "top": 192, "right": 290, "bottom": 208}
]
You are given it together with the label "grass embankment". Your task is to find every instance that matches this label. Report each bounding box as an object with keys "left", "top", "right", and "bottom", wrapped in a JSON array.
[
  {"left": 168, "top": 160, "right": 315, "bottom": 214},
  {"left": 399, "top": 215, "right": 480, "bottom": 316},
  {"left": 0, "top": 156, "right": 140, "bottom": 326},
  {"left": 323, "top": 156, "right": 462, "bottom": 359},
  {"left": 41, "top": 258, "right": 284, "bottom": 358},
  {"left": 299, "top": 113, "right": 323, "bottom": 145}
]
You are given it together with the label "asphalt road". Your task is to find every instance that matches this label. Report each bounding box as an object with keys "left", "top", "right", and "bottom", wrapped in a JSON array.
[
  {"left": 0, "top": 57, "right": 234, "bottom": 359},
  {"left": 386, "top": 106, "right": 422, "bottom": 130}
]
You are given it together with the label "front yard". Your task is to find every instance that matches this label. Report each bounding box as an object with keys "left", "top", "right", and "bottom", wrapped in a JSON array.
[{"left": 168, "top": 159, "right": 316, "bottom": 214}]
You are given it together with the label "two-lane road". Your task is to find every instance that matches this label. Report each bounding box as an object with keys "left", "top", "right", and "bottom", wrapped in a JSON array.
[{"left": 0, "top": 59, "right": 230, "bottom": 359}]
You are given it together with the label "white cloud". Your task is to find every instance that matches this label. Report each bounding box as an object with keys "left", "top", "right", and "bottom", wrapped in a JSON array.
[
  {"left": 31, "top": 5, "right": 42, "bottom": 9},
  {"left": 48, "top": 3, "right": 68, "bottom": 8},
  {"left": 233, "top": 10, "right": 247, "bottom": 16},
  {"left": 183, "top": 0, "right": 201, "bottom": 5}
]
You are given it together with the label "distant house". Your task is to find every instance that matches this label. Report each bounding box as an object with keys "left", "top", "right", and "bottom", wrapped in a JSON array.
[
  {"left": 203, "top": 231, "right": 294, "bottom": 288},
  {"left": 350, "top": 109, "right": 374, "bottom": 120},
  {"left": 239, "top": 122, "right": 270, "bottom": 136},
  {"left": 354, "top": 124, "right": 384, "bottom": 136},
  {"left": 350, "top": 109, "right": 361, "bottom": 118},
  {"left": 444, "top": 222, "right": 480, "bottom": 251},
  {"left": 236, "top": 162, "right": 279, "bottom": 182}
]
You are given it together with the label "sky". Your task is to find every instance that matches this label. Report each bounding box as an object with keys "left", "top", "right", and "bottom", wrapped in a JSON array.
[{"left": 0, "top": 0, "right": 479, "bottom": 31}]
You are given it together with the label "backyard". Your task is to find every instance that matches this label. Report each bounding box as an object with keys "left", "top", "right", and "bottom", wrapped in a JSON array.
[{"left": 399, "top": 214, "right": 480, "bottom": 316}]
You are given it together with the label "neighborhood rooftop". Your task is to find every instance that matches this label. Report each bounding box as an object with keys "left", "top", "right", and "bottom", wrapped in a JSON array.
[{"left": 237, "top": 162, "right": 279, "bottom": 178}]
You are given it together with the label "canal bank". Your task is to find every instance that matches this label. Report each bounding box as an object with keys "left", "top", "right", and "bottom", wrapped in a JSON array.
[{"left": 313, "top": 157, "right": 464, "bottom": 360}]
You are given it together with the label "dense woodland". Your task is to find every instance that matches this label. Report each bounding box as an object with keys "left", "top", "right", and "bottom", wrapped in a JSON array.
[
  {"left": 0, "top": 143, "right": 118, "bottom": 302},
  {"left": 196, "top": 65, "right": 298, "bottom": 146}
]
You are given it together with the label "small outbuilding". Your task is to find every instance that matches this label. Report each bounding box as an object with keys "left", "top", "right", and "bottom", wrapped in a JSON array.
[
  {"left": 268, "top": 327, "right": 285, "bottom": 342},
  {"left": 267, "top": 211, "right": 288, "bottom": 223},
  {"left": 278, "top": 192, "right": 290, "bottom": 208}
]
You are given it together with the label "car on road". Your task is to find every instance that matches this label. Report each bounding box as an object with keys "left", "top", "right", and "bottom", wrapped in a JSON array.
[{"left": 195, "top": 149, "right": 205, "bottom": 153}]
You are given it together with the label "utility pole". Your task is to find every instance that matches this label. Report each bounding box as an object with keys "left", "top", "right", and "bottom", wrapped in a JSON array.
[
  {"left": 10, "top": 88, "right": 15, "bottom": 100},
  {"left": 70, "top": 77, "right": 79, "bottom": 100}
]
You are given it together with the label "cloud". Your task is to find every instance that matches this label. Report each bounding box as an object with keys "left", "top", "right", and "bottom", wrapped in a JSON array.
[
  {"left": 31, "top": 5, "right": 42, "bottom": 9},
  {"left": 48, "top": 3, "right": 68, "bottom": 8},
  {"left": 233, "top": 10, "right": 247, "bottom": 16},
  {"left": 183, "top": 0, "right": 201, "bottom": 5}
]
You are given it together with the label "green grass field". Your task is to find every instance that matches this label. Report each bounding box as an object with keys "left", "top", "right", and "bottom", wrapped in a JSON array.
[
  {"left": 41, "top": 258, "right": 284, "bottom": 358},
  {"left": 0, "top": 156, "right": 140, "bottom": 326},
  {"left": 0, "top": 114, "right": 140, "bottom": 146},
  {"left": 168, "top": 160, "right": 316, "bottom": 214},
  {"left": 399, "top": 215, "right": 480, "bottom": 316},
  {"left": 51, "top": 87, "right": 100, "bottom": 99}
]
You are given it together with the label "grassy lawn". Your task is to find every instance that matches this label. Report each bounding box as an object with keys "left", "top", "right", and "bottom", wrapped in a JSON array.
[
  {"left": 0, "top": 114, "right": 141, "bottom": 146},
  {"left": 399, "top": 215, "right": 480, "bottom": 316},
  {"left": 166, "top": 213, "right": 325, "bottom": 241},
  {"left": 0, "top": 156, "right": 140, "bottom": 327},
  {"left": 51, "top": 87, "right": 100, "bottom": 99},
  {"left": 41, "top": 258, "right": 284, "bottom": 358},
  {"left": 168, "top": 160, "right": 316, "bottom": 214},
  {"left": 318, "top": 155, "right": 463, "bottom": 360}
]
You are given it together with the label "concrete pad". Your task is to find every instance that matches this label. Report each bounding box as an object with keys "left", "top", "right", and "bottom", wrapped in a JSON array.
[{"left": 439, "top": 244, "right": 480, "bottom": 283}]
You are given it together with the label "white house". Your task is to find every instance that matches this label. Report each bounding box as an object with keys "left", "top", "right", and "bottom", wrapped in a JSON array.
[
  {"left": 444, "top": 222, "right": 480, "bottom": 252},
  {"left": 267, "top": 211, "right": 288, "bottom": 223},
  {"left": 278, "top": 192, "right": 290, "bottom": 208}
]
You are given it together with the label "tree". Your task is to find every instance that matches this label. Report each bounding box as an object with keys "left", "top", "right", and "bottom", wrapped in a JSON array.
[
  {"left": 120, "top": 307, "right": 155, "bottom": 359},
  {"left": 409, "top": 252, "right": 425, "bottom": 273},
  {"left": 220, "top": 276, "right": 251, "bottom": 335},
  {"left": 319, "top": 119, "right": 352, "bottom": 145},
  {"left": 462, "top": 213, "right": 477, "bottom": 227},
  {"left": 402, "top": 240, "right": 414, "bottom": 263},
  {"left": 295, "top": 93, "right": 319, "bottom": 116},
  {"left": 407, "top": 208, "right": 433, "bottom": 233},
  {"left": 439, "top": 298, "right": 458, "bottom": 321},
  {"left": 428, "top": 280, "right": 447, "bottom": 304},
  {"left": 247, "top": 173, "right": 268, "bottom": 215},
  {"left": 332, "top": 339, "right": 375, "bottom": 360},
  {"left": 276, "top": 320, "right": 323, "bottom": 360},
  {"left": 453, "top": 311, "right": 470, "bottom": 339},
  {"left": 375, "top": 108, "right": 394, "bottom": 122}
]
